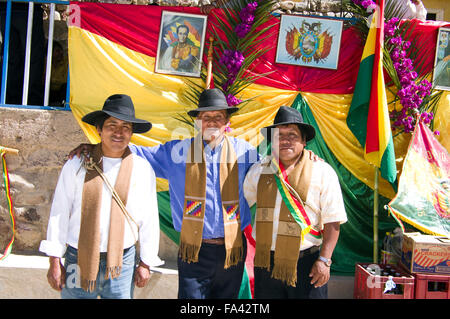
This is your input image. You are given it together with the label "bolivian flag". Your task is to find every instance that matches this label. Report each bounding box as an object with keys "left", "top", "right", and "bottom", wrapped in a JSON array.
[{"left": 346, "top": 0, "right": 397, "bottom": 184}]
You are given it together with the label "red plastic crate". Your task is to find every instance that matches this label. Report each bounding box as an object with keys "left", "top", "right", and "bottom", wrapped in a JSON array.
[
  {"left": 354, "top": 263, "right": 415, "bottom": 299},
  {"left": 414, "top": 273, "right": 450, "bottom": 299}
]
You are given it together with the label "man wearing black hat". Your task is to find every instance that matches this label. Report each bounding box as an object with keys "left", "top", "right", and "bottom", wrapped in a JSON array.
[
  {"left": 70, "top": 88, "right": 258, "bottom": 299},
  {"left": 40, "top": 94, "right": 163, "bottom": 298},
  {"left": 243, "top": 106, "right": 347, "bottom": 299}
]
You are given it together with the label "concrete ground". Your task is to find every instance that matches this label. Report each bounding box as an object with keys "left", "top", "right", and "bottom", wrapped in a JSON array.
[{"left": 0, "top": 253, "right": 354, "bottom": 299}]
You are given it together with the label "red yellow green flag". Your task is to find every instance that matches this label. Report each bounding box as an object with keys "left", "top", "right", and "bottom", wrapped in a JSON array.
[{"left": 346, "top": 0, "right": 397, "bottom": 184}]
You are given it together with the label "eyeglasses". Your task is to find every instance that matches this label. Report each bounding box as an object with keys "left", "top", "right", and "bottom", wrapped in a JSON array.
[{"left": 199, "top": 115, "right": 227, "bottom": 123}]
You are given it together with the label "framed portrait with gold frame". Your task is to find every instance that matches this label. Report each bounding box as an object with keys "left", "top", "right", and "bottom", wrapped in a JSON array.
[
  {"left": 155, "top": 11, "right": 207, "bottom": 77},
  {"left": 433, "top": 27, "right": 450, "bottom": 91}
]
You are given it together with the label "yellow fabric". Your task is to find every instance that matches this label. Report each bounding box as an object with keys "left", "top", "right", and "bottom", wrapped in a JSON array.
[
  {"left": 68, "top": 26, "right": 296, "bottom": 192},
  {"left": 433, "top": 91, "right": 450, "bottom": 152},
  {"left": 361, "top": 10, "right": 377, "bottom": 61},
  {"left": 302, "top": 90, "right": 449, "bottom": 199},
  {"left": 68, "top": 26, "right": 449, "bottom": 199},
  {"left": 302, "top": 92, "right": 395, "bottom": 199}
]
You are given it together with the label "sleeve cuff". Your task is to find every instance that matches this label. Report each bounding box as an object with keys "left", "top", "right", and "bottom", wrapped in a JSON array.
[
  {"left": 322, "top": 215, "right": 348, "bottom": 225},
  {"left": 140, "top": 255, "right": 165, "bottom": 268},
  {"left": 139, "top": 247, "right": 165, "bottom": 267},
  {"left": 39, "top": 240, "right": 67, "bottom": 258}
]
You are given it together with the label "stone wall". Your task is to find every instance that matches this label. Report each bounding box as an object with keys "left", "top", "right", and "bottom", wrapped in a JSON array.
[
  {"left": 0, "top": 107, "right": 179, "bottom": 262},
  {"left": 0, "top": 108, "right": 88, "bottom": 253}
]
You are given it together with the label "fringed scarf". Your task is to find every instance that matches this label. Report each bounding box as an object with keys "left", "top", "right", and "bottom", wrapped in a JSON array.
[
  {"left": 179, "top": 135, "right": 243, "bottom": 269},
  {"left": 78, "top": 143, "right": 133, "bottom": 292},
  {"left": 254, "top": 151, "right": 313, "bottom": 287}
]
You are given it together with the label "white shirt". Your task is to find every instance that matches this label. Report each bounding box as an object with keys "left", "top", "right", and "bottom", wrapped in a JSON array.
[
  {"left": 243, "top": 157, "right": 347, "bottom": 251},
  {"left": 39, "top": 154, "right": 163, "bottom": 267}
]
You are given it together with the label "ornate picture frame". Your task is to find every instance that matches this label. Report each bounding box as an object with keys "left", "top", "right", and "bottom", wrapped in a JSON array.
[
  {"left": 275, "top": 15, "right": 343, "bottom": 70},
  {"left": 433, "top": 27, "right": 450, "bottom": 91},
  {"left": 155, "top": 11, "right": 208, "bottom": 77}
]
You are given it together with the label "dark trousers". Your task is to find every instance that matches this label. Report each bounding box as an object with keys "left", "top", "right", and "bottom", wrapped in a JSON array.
[
  {"left": 177, "top": 235, "right": 247, "bottom": 299},
  {"left": 254, "top": 247, "right": 328, "bottom": 299}
]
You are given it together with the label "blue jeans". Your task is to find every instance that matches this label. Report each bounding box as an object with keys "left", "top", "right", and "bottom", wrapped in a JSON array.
[{"left": 61, "top": 245, "right": 136, "bottom": 299}]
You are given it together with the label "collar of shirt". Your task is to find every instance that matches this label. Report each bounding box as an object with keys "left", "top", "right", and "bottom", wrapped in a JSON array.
[{"left": 203, "top": 137, "right": 224, "bottom": 160}]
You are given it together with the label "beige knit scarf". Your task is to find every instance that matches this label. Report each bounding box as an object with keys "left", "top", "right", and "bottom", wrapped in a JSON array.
[
  {"left": 78, "top": 143, "right": 133, "bottom": 292},
  {"left": 254, "top": 151, "right": 313, "bottom": 287},
  {"left": 179, "top": 135, "right": 243, "bottom": 269}
]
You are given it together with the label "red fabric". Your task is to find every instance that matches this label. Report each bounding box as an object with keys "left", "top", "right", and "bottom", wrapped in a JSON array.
[
  {"left": 71, "top": 2, "right": 202, "bottom": 58},
  {"left": 366, "top": 0, "right": 385, "bottom": 154},
  {"left": 71, "top": 2, "right": 450, "bottom": 95},
  {"left": 399, "top": 19, "right": 450, "bottom": 77},
  {"left": 252, "top": 27, "right": 365, "bottom": 93}
]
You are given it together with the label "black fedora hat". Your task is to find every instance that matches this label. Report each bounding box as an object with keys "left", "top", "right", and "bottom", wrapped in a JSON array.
[
  {"left": 82, "top": 94, "right": 152, "bottom": 134},
  {"left": 187, "top": 88, "right": 239, "bottom": 117},
  {"left": 263, "top": 106, "right": 315, "bottom": 142}
]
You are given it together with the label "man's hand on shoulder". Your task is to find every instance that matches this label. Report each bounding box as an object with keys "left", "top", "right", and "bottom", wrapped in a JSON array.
[{"left": 68, "top": 143, "right": 94, "bottom": 160}]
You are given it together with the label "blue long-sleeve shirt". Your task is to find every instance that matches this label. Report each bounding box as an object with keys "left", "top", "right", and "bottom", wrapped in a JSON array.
[{"left": 130, "top": 137, "right": 259, "bottom": 239}]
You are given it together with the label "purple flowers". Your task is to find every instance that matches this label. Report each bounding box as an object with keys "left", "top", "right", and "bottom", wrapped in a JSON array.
[
  {"left": 384, "top": 18, "right": 433, "bottom": 134},
  {"left": 219, "top": 49, "right": 245, "bottom": 104},
  {"left": 219, "top": 49, "right": 245, "bottom": 88},
  {"left": 352, "top": 0, "right": 376, "bottom": 11},
  {"left": 219, "top": 50, "right": 245, "bottom": 75},
  {"left": 219, "top": 2, "right": 258, "bottom": 106},
  {"left": 235, "top": 2, "right": 258, "bottom": 38},
  {"left": 226, "top": 94, "right": 242, "bottom": 106}
]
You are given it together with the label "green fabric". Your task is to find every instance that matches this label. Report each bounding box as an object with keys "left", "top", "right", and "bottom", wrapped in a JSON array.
[
  {"left": 157, "top": 191, "right": 179, "bottom": 245},
  {"left": 237, "top": 265, "right": 252, "bottom": 299},
  {"left": 347, "top": 49, "right": 397, "bottom": 185},
  {"left": 346, "top": 55, "right": 374, "bottom": 148},
  {"left": 156, "top": 93, "right": 402, "bottom": 277},
  {"left": 292, "top": 94, "right": 398, "bottom": 275}
]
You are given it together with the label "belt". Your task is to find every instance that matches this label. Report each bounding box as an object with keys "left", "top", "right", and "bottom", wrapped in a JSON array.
[
  {"left": 298, "top": 245, "right": 320, "bottom": 258},
  {"left": 99, "top": 245, "right": 134, "bottom": 257},
  {"left": 202, "top": 237, "right": 225, "bottom": 245},
  {"left": 67, "top": 245, "right": 135, "bottom": 259}
]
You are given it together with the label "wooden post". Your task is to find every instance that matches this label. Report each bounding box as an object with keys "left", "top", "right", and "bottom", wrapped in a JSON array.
[
  {"left": 205, "top": 36, "right": 214, "bottom": 89},
  {"left": 373, "top": 167, "right": 379, "bottom": 263}
]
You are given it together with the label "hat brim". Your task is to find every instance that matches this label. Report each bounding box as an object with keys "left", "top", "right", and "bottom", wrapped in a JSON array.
[
  {"left": 187, "top": 106, "right": 239, "bottom": 117},
  {"left": 262, "top": 121, "right": 316, "bottom": 142},
  {"left": 82, "top": 110, "right": 152, "bottom": 134}
]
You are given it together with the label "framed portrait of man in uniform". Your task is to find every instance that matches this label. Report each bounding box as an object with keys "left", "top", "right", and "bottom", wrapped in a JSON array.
[
  {"left": 155, "top": 11, "right": 208, "bottom": 77},
  {"left": 433, "top": 27, "right": 450, "bottom": 91}
]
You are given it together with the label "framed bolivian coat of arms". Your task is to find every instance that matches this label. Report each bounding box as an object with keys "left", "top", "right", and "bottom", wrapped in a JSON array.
[{"left": 275, "top": 15, "right": 343, "bottom": 70}]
